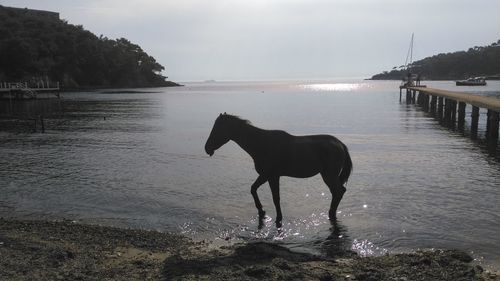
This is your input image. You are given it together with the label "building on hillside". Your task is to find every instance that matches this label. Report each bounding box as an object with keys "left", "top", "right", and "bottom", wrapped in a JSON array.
[{"left": 0, "top": 5, "right": 59, "bottom": 20}]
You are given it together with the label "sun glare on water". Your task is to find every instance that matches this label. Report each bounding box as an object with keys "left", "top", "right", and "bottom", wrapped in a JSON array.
[{"left": 301, "top": 83, "right": 364, "bottom": 92}]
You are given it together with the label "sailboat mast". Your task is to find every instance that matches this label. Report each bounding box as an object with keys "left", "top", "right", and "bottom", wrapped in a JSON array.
[
  {"left": 404, "top": 33, "right": 414, "bottom": 69},
  {"left": 410, "top": 33, "right": 414, "bottom": 65}
]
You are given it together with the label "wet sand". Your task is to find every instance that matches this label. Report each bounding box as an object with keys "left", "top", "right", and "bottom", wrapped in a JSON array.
[{"left": 0, "top": 218, "right": 497, "bottom": 280}]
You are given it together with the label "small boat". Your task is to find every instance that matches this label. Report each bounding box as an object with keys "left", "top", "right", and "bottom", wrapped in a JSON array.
[{"left": 456, "top": 77, "right": 487, "bottom": 86}]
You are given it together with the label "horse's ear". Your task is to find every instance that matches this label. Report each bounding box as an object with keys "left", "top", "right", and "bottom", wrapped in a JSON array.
[
  {"left": 219, "top": 113, "right": 222, "bottom": 116},
  {"left": 224, "top": 112, "right": 226, "bottom": 115}
]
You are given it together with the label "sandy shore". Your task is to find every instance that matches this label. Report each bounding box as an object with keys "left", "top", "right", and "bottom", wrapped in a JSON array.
[{"left": 0, "top": 218, "right": 497, "bottom": 281}]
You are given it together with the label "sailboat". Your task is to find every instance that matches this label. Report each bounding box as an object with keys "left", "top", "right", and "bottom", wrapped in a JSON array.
[{"left": 401, "top": 33, "right": 426, "bottom": 88}]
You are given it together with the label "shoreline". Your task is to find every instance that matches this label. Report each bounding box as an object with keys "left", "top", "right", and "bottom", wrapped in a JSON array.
[
  {"left": 0, "top": 218, "right": 497, "bottom": 280},
  {"left": 60, "top": 82, "right": 184, "bottom": 92}
]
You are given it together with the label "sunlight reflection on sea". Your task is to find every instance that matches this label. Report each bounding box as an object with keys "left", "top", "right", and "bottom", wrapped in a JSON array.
[{"left": 301, "top": 82, "right": 368, "bottom": 92}]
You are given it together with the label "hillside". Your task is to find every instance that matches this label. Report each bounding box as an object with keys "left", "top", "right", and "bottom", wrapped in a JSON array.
[
  {"left": 0, "top": 5, "right": 180, "bottom": 88},
  {"left": 371, "top": 39, "right": 500, "bottom": 80}
]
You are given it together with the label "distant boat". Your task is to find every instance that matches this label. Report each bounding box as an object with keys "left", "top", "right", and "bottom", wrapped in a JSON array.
[{"left": 455, "top": 77, "right": 487, "bottom": 86}]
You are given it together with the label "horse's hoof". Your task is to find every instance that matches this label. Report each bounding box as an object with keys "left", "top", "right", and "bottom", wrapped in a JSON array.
[
  {"left": 258, "top": 220, "right": 265, "bottom": 230},
  {"left": 258, "top": 210, "right": 266, "bottom": 219},
  {"left": 276, "top": 221, "right": 282, "bottom": 228},
  {"left": 329, "top": 213, "right": 337, "bottom": 221}
]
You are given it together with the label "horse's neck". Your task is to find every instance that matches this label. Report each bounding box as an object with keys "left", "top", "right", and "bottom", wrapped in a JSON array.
[{"left": 230, "top": 124, "right": 263, "bottom": 157}]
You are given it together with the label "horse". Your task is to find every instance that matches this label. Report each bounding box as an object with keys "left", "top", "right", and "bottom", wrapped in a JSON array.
[{"left": 204, "top": 113, "right": 352, "bottom": 228}]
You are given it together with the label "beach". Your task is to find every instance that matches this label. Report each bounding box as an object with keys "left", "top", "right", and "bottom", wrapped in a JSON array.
[{"left": 1, "top": 218, "right": 497, "bottom": 281}]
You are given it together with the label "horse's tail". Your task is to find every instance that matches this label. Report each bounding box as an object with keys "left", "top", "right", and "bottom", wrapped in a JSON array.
[{"left": 339, "top": 143, "right": 352, "bottom": 186}]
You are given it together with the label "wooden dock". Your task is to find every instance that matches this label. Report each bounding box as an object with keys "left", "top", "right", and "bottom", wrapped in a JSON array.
[
  {"left": 0, "top": 82, "right": 60, "bottom": 99},
  {"left": 401, "top": 86, "right": 499, "bottom": 144}
]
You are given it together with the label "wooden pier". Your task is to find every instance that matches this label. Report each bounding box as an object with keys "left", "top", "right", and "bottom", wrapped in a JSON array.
[
  {"left": 401, "top": 86, "right": 500, "bottom": 145},
  {"left": 0, "top": 82, "right": 60, "bottom": 99}
]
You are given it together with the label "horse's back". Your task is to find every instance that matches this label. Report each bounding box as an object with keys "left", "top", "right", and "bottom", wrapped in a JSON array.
[
  {"left": 283, "top": 134, "right": 346, "bottom": 178},
  {"left": 291, "top": 134, "right": 345, "bottom": 159},
  {"left": 253, "top": 130, "right": 346, "bottom": 177}
]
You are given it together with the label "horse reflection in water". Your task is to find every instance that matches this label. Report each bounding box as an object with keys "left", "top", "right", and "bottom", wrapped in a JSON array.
[{"left": 205, "top": 113, "right": 352, "bottom": 228}]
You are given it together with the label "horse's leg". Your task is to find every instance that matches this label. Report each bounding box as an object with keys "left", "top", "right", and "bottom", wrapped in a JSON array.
[
  {"left": 321, "top": 170, "right": 345, "bottom": 220},
  {"left": 251, "top": 175, "right": 268, "bottom": 223},
  {"left": 331, "top": 183, "right": 346, "bottom": 220},
  {"left": 269, "top": 176, "right": 283, "bottom": 228}
]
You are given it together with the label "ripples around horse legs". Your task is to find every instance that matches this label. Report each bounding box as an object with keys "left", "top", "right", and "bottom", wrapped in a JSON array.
[{"left": 178, "top": 212, "right": 389, "bottom": 259}]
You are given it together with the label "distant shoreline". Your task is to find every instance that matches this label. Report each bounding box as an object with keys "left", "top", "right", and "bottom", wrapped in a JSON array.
[{"left": 61, "top": 82, "right": 183, "bottom": 92}]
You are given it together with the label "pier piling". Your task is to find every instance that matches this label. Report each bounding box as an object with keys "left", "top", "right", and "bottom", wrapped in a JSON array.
[
  {"left": 444, "top": 99, "right": 451, "bottom": 125},
  {"left": 450, "top": 100, "right": 457, "bottom": 128},
  {"left": 458, "top": 102, "right": 466, "bottom": 131},
  {"left": 471, "top": 106, "right": 480, "bottom": 139},
  {"left": 486, "top": 110, "right": 499, "bottom": 142},
  {"left": 430, "top": 95, "right": 437, "bottom": 115},
  {"left": 488, "top": 111, "right": 499, "bottom": 142},
  {"left": 438, "top": 97, "right": 444, "bottom": 120},
  {"left": 424, "top": 94, "right": 430, "bottom": 112},
  {"left": 40, "top": 115, "right": 45, "bottom": 133}
]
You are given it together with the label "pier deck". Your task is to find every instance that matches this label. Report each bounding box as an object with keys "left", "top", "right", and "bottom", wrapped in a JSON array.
[
  {"left": 0, "top": 82, "right": 60, "bottom": 99},
  {"left": 401, "top": 86, "right": 499, "bottom": 150},
  {"left": 407, "top": 86, "right": 500, "bottom": 112}
]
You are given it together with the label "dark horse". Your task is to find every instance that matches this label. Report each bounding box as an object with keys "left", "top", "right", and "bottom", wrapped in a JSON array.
[{"left": 205, "top": 113, "right": 352, "bottom": 228}]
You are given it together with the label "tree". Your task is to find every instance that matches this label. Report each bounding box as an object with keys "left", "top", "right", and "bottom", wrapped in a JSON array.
[{"left": 0, "top": 5, "right": 179, "bottom": 88}]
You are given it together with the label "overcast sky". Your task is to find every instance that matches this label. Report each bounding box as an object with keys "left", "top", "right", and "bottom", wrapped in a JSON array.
[{"left": 2, "top": 0, "right": 500, "bottom": 81}]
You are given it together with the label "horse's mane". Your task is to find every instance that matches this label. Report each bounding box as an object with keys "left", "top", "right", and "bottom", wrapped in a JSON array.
[{"left": 220, "top": 114, "right": 252, "bottom": 126}]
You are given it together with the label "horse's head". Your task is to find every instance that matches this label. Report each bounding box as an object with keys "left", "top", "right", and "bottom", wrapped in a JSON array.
[{"left": 205, "top": 113, "right": 232, "bottom": 156}]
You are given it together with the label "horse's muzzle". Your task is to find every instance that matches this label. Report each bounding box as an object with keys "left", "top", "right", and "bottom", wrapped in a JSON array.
[{"left": 205, "top": 146, "right": 214, "bottom": 156}]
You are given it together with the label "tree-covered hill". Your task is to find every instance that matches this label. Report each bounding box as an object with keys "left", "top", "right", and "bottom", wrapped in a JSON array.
[
  {"left": 0, "top": 5, "right": 180, "bottom": 88},
  {"left": 370, "top": 39, "right": 500, "bottom": 80}
]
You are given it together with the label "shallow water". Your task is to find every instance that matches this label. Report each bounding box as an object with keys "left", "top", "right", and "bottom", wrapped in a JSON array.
[{"left": 1, "top": 79, "right": 499, "bottom": 267}]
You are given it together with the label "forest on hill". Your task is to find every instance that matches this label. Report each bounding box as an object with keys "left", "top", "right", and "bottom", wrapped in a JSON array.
[
  {"left": 371, "top": 39, "right": 500, "bottom": 80},
  {"left": 0, "top": 6, "right": 179, "bottom": 88}
]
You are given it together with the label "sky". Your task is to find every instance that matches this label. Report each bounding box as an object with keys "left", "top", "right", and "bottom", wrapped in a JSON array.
[{"left": 2, "top": 0, "right": 500, "bottom": 82}]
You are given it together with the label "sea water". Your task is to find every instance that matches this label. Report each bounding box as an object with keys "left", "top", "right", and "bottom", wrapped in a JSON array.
[{"left": 1, "top": 79, "right": 499, "bottom": 267}]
